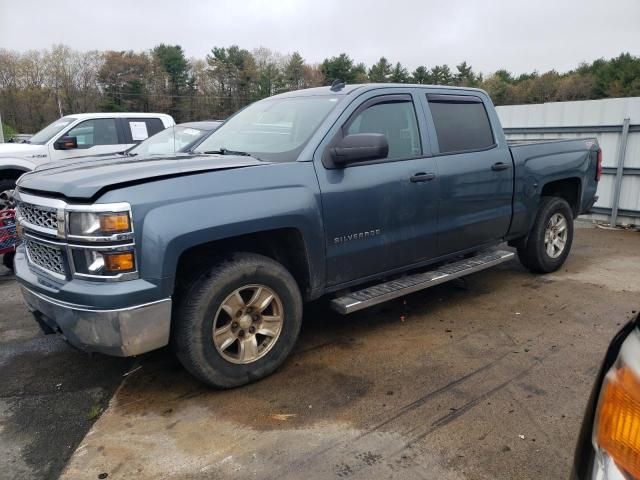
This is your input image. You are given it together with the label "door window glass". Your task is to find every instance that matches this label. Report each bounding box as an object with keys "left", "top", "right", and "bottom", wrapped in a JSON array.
[
  {"left": 347, "top": 100, "right": 421, "bottom": 160},
  {"left": 427, "top": 96, "right": 494, "bottom": 153},
  {"left": 66, "top": 119, "right": 119, "bottom": 148},
  {"left": 126, "top": 118, "right": 165, "bottom": 142}
]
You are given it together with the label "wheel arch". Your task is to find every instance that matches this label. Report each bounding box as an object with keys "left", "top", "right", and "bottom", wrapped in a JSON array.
[
  {"left": 0, "top": 166, "right": 29, "bottom": 183},
  {"left": 174, "top": 228, "right": 316, "bottom": 301},
  {"left": 540, "top": 177, "right": 582, "bottom": 218}
]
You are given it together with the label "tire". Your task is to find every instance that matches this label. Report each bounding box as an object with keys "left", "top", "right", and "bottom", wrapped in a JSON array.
[
  {"left": 517, "top": 196, "right": 574, "bottom": 273},
  {"left": 2, "top": 251, "right": 15, "bottom": 271},
  {"left": 0, "top": 178, "right": 16, "bottom": 210},
  {"left": 173, "top": 252, "right": 303, "bottom": 388}
]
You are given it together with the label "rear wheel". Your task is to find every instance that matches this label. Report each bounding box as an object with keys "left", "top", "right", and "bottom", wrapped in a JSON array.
[
  {"left": 173, "top": 253, "right": 303, "bottom": 388},
  {"left": 517, "top": 196, "right": 574, "bottom": 273}
]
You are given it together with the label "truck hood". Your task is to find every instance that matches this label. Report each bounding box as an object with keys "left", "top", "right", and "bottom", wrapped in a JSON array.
[
  {"left": 17, "top": 153, "right": 269, "bottom": 199},
  {"left": 0, "top": 142, "right": 46, "bottom": 158}
]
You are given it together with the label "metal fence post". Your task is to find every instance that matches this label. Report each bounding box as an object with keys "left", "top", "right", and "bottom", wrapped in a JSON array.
[
  {"left": 610, "top": 118, "right": 631, "bottom": 226},
  {"left": 0, "top": 112, "right": 4, "bottom": 143}
]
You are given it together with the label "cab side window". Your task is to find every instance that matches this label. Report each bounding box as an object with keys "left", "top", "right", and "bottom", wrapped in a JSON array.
[
  {"left": 347, "top": 100, "right": 421, "bottom": 160},
  {"left": 66, "top": 119, "right": 119, "bottom": 148},
  {"left": 427, "top": 95, "right": 495, "bottom": 154}
]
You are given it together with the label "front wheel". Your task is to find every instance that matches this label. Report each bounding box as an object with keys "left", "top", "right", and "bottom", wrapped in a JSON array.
[
  {"left": 173, "top": 253, "right": 303, "bottom": 388},
  {"left": 2, "top": 251, "right": 15, "bottom": 271},
  {"left": 517, "top": 196, "right": 574, "bottom": 273},
  {"left": 0, "top": 179, "right": 16, "bottom": 210}
]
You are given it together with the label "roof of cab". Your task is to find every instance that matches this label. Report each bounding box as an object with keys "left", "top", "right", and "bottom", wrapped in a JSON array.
[
  {"left": 66, "top": 112, "right": 173, "bottom": 120},
  {"left": 271, "top": 83, "right": 486, "bottom": 99}
]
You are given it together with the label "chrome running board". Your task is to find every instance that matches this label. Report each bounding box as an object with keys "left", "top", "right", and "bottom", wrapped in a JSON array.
[{"left": 330, "top": 250, "right": 515, "bottom": 314}]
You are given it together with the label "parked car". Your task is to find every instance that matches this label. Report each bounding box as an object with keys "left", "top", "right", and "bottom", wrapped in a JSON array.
[
  {"left": 0, "top": 113, "right": 175, "bottom": 208},
  {"left": 125, "top": 121, "right": 222, "bottom": 157},
  {"left": 12, "top": 83, "right": 600, "bottom": 388},
  {"left": 34, "top": 121, "right": 224, "bottom": 171},
  {"left": 572, "top": 313, "right": 640, "bottom": 479}
]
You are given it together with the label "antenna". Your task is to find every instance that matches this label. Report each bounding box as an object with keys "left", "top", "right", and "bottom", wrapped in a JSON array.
[{"left": 330, "top": 79, "right": 346, "bottom": 92}]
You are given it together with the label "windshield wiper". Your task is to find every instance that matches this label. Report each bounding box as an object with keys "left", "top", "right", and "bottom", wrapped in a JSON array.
[
  {"left": 116, "top": 149, "right": 138, "bottom": 156},
  {"left": 202, "top": 148, "right": 252, "bottom": 157}
]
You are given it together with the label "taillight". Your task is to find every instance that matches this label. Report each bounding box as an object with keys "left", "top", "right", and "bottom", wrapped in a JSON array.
[{"left": 596, "top": 147, "right": 603, "bottom": 181}]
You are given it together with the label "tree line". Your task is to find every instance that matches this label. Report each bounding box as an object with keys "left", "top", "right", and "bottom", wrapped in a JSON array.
[{"left": 1, "top": 44, "right": 639, "bottom": 134}]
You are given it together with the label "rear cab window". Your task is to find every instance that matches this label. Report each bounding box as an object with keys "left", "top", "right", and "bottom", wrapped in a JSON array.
[{"left": 426, "top": 94, "right": 495, "bottom": 154}]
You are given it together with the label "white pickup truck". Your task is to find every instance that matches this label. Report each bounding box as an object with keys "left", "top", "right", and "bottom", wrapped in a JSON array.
[{"left": 0, "top": 112, "right": 174, "bottom": 208}]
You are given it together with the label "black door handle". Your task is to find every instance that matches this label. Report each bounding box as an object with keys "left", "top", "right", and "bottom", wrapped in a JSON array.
[
  {"left": 410, "top": 172, "right": 436, "bottom": 183},
  {"left": 491, "top": 162, "right": 510, "bottom": 171}
]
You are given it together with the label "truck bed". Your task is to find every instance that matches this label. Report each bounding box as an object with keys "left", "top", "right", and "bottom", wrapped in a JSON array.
[{"left": 506, "top": 136, "right": 600, "bottom": 239}]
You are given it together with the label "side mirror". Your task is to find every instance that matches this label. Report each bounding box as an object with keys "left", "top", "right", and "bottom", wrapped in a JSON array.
[
  {"left": 54, "top": 136, "right": 78, "bottom": 150},
  {"left": 330, "top": 133, "right": 389, "bottom": 166}
]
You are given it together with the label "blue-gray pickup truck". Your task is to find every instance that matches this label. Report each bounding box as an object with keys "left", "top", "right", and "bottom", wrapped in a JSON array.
[{"left": 12, "top": 83, "right": 601, "bottom": 387}]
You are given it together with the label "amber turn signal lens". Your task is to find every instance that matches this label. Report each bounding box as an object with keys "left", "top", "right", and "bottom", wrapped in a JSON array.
[
  {"left": 597, "top": 367, "right": 640, "bottom": 478},
  {"left": 99, "top": 213, "right": 131, "bottom": 234},
  {"left": 103, "top": 252, "right": 135, "bottom": 272}
]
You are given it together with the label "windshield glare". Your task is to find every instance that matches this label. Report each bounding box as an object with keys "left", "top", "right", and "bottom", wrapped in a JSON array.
[
  {"left": 129, "top": 126, "right": 208, "bottom": 156},
  {"left": 194, "top": 96, "right": 340, "bottom": 161},
  {"left": 28, "top": 116, "right": 76, "bottom": 145}
]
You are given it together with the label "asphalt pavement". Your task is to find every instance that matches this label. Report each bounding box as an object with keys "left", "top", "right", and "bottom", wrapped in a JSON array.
[{"left": 1, "top": 225, "right": 639, "bottom": 479}]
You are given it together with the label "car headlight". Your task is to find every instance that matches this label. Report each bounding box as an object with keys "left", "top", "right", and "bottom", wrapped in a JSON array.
[
  {"left": 593, "top": 328, "right": 640, "bottom": 479},
  {"left": 67, "top": 211, "right": 132, "bottom": 238},
  {"left": 70, "top": 247, "right": 136, "bottom": 277}
]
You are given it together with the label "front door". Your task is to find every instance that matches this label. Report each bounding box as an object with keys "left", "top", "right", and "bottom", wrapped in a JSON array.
[
  {"left": 315, "top": 91, "right": 439, "bottom": 287},
  {"left": 49, "top": 118, "right": 124, "bottom": 160}
]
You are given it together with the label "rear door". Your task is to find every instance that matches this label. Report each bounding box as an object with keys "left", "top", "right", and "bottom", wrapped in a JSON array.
[
  {"left": 119, "top": 117, "right": 166, "bottom": 150},
  {"left": 314, "top": 88, "right": 439, "bottom": 287},
  {"left": 421, "top": 92, "right": 513, "bottom": 255}
]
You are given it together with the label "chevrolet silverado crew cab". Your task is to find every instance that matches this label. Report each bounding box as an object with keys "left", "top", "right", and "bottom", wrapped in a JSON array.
[
  {"left": 13, "top": 83, "right": 601, "bottom": 388},
  {"left": 0, "top": 112, "right": 175, "bottom": 209}
]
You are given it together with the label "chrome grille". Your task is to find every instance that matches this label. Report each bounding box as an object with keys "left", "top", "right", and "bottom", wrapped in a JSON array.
[
  {"left": 24, "top": 239, "right": 65, "bottom": 276},
  {"left": 17, "top": 202, "right": 58, "bottom": 231}
]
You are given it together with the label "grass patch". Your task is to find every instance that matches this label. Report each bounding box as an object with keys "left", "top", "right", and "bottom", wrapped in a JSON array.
[{"left": 86, "top": 405, "right": 103, "bottom": 421}]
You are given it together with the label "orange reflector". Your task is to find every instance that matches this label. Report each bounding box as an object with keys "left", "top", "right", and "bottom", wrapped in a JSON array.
[
  {"left": 99, "top": 213, "right": 131, "bottom": 234},
  {"left": 597, "top": 367, "right": 640, "bottom": 478},
  {"left": 103, "top": 252, "right": 135, "bottom": 272}
]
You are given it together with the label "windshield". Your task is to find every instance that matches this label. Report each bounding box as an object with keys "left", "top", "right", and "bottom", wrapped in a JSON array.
[
  {"left": 28, "top": 116, "right": 76, "bottom": 145},
  {"left": 129, "top": 125, "right": 211, "bottom": 156},
  {"left": 194, "top": 96, "right": 341, "bottom": 161}
]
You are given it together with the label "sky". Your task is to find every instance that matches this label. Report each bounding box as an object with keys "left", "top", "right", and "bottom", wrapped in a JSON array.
[{"left": 1, "top": 0, "right": 639, "bottom": 75}]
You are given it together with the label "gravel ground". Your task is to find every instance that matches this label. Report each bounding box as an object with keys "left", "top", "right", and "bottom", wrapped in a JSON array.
[{"left": 2, "top": 225, "right": 639, "bottom": 480}]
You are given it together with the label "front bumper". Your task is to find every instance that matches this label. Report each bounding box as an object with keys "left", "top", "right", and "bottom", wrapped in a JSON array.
[{"left": 21, "top": 286, "right": 172, "bottom": 357}]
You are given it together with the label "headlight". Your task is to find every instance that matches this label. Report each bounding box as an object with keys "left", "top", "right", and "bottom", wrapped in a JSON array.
[
  {"left": 593, "top": 328, "right": 640, "bottom": 479},
  {"left": 68, "top": 211, "right": 132, "bottom": 238},
  {"left": 71, "top": 247, "right": 136, "bottom": 277}
]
